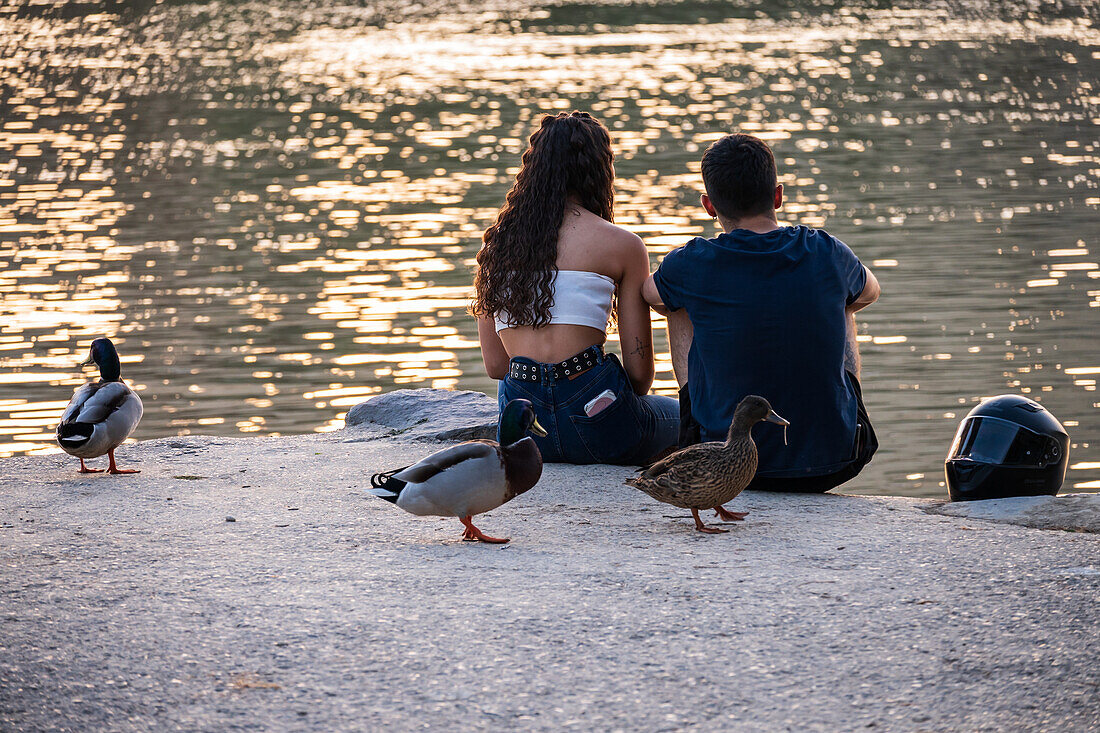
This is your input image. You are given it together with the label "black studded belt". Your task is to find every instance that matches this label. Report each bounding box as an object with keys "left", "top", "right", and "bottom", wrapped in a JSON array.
[{"left": 508, "top": 345, "right": 604, "bottom": 383}]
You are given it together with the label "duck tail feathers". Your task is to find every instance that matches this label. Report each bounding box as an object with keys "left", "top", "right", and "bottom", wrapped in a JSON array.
[
  {"left": 367, "top": 486, "right": 401, "bottom": 503},
  {"left": 368, "top": 465, "right": 410, "bottom": 503},
  {"left": 56, "top": 421, "right": 94, "bottom": 448}
]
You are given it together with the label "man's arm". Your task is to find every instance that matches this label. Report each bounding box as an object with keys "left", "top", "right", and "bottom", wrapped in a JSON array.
[
  {"left": 848, "top": 265, "right": 880, "bottom": 313},
  {"left": 844, "top": 265, "right": 881, "bottom": 377},
  {"left": 642, "top": 274, "right": 669, "bottom": 315},
  {"left": 643, "top": 273, "right": 693, "bottom": 388}
]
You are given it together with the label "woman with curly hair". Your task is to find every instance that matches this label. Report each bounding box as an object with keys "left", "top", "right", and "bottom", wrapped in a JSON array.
[{"left": 473, "top": 111, "right": 678, "bottom": 465}]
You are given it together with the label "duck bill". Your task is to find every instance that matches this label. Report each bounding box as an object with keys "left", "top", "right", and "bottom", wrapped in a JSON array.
[
  {"left": 78, "top": 356, "right": 94, "bottom": 368},
  {"left": 529, "top": 416, "right": 548, "bottom": 437},
  {"left": 765, "top": 410, "right": 790, "bottom": 427}
]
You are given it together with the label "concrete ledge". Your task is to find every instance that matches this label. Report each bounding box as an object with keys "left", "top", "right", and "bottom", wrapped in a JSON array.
[
  {"left": 1, "top": 389, "right": 1097, "bottom": 730},
  {"left": 342, "top": 389, "right": 1100, "bottom": 534},
  {"left": 344, "top": 388, "right": 497, "bottom": 441},
  {"left": 925, "top": 493, "right": 1100, "bottom": 533}
]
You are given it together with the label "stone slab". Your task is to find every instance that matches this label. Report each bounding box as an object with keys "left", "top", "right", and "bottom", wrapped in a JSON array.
[
  {"left": 1, "top": 425, "right": 1097, "bottom": 731},
  {"left": 924, "top": 493, "right": 1100, "bottom": 533},
  {"left": 343, "top": 388, "right": 498, "bottom": 442}
]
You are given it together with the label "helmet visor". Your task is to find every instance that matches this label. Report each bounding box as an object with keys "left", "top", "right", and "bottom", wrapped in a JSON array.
[{"left": 949, "top": 416, "right": 1060, "bottom": 467}]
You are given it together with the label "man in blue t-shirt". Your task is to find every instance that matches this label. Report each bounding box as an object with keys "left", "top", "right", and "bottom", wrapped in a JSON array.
[{"left": 642, "top": 133, "right": 881, "bottom": 492}]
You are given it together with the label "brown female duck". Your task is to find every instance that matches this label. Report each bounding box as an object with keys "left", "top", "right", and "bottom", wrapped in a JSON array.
[{"left": 626, "top": 395, "right": 788, "bottom": 533}]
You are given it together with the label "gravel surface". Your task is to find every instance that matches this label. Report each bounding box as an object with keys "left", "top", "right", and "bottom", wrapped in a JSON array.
[{"left": 2, "top": 430, "right": 1098, "bottom": 731}]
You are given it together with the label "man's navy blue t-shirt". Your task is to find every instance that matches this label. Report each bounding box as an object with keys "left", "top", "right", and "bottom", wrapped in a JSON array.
[{"left": 653, "top": 225, "right": 867, "bottom": 477}]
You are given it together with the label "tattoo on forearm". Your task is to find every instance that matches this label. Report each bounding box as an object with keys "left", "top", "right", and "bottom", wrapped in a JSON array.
[{"left": 630, "top": 337, "right": 649, "bottom": 357}]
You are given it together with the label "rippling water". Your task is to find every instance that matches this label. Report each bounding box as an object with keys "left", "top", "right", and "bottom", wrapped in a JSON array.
[{"left": 1, "top": 0, "right": 1097, "bottom": 496}]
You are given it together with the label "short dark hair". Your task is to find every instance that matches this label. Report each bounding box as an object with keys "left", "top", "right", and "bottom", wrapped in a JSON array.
[{"left": 700, "top": 133, "right": 777, "bottom": 220}]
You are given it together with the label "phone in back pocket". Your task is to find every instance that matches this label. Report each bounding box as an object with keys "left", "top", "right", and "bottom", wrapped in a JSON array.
[{"left": 584, "top": 389, "right": 617, "bottom": 416}]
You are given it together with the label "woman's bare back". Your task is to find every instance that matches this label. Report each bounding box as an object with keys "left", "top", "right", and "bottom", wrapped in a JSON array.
[{"left": 494, "top": 205, "right": 655, "bottom": 393}]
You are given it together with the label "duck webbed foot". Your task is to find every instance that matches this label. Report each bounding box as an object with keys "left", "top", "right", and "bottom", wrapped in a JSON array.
[
  {"left": 691, "top": 508, "right": 729, "bottom": 534},
  {"left": 460, "top": 515, "right": 509, "bottom": 544},
  {"left": 714, "top": 506, "right": 748, "bottom": 522},
  {"left": 106, "top": 450, "right": 140, "bottom": 475},
  {"left": 78, "top": 459, "right": 103, "bottom": 474}
]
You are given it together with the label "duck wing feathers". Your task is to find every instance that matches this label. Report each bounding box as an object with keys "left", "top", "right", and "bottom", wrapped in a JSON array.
[
  {"left": 627, "top": 441, "right": 756, "bottom": 509},
  {"left": 61, "top": 382, "right": 137, "bottom": 425},
  {"left": 637, "top": 441, "right": 717, "bottom": 479},
  {"left": 393, "top": 441, "right": 501, "bottom": 484},
  {"left": 59, "top": 383, "right": 99, "bottom": 425},
  {"left": 392, "top": 441, "right": 509, "bottom": 518},
  {"left": 57, "top": 381, "right": 143, "bottom": 458}
]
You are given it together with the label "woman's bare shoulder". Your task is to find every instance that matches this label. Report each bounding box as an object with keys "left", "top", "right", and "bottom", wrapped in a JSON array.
[
  {"left": 560, "top": 210, "right": 644, "bottom": 268},
  {"left": 597, "top": 219, "right": 648, "bottom": 271},
  {"left": 567, "top": 208, "right": 642, "bottom": 248},
  {"left": 608, "top": 220, "right": 645, "bottom": 248}
]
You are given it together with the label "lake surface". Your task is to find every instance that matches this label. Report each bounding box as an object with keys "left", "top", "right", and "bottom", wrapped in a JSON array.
[{"left": 1, "top": 0, "right": 1097, "bottom": 496}]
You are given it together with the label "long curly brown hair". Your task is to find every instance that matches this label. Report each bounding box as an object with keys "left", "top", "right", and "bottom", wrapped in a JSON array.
[{"left": 471, "top": 111, "right": 614, "bottom": 327}]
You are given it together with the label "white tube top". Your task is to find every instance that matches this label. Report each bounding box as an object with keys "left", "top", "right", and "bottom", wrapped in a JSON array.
[{"left": 494, "top": 270, "right": 615, "bottom": 333}]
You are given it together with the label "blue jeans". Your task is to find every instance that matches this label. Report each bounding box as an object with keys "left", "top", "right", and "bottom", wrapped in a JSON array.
[{"left": 497, "top": 351, "right": 679, "bottom": 465}]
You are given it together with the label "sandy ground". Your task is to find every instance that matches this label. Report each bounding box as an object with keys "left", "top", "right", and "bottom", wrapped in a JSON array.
[{"left": 2, "top": 428, "right": 1098, "bottom": 731}]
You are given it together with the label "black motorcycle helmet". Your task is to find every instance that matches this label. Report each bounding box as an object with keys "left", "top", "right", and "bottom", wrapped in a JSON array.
[{"left": 945, "top": 395, "right": 1069, "bottom": 501}]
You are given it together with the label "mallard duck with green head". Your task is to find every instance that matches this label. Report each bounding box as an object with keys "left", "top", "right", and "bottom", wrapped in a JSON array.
[
  {"left": 368, "top": 399, "right": 547, "bottom": 543},
  {"left": 56, "top": 337, "right": 144, "bottom": 474},
  {"left": 626, "top": 395, "right": 788, "bottom": 533}
]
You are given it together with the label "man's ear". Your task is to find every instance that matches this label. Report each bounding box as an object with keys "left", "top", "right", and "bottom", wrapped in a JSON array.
[
  {"left": 701, "top": 193, "right": 718, "bottom": 218},
  {"left": 774, "top": 184, "right": 783, "bottom": 211}
]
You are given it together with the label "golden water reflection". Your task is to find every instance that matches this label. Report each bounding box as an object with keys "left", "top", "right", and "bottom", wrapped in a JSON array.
[{"left": 0, "top": 0, "right": 1097, "bottom": 495}]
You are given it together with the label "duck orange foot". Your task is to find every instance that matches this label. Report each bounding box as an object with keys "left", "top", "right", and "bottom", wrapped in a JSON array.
[
  {"left": 691, "top": 508, "right": 729, "bottom": 534},
  {"left": 78, "top": 459, "right": 103, "bottom": 474},
  {"left": 106, "top": 450, "right": 139, "bottom": 475},
  {"left": 714, "top": 506, "right": 748, "bottom": 522},
  {"left": 460, "top": 515, "right": 509, "bottom": 544}
]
